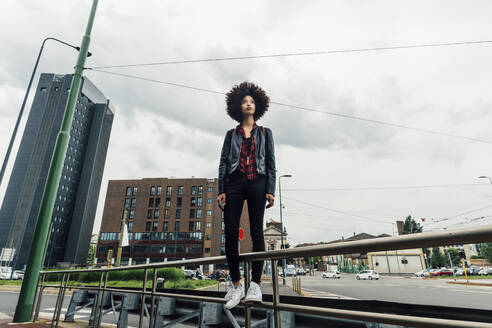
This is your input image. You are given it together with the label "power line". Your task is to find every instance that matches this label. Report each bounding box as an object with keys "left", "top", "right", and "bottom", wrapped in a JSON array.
[
  {"left": 283, "top": 183, "right": 490, "bottom": 192},
  {"left": 86, "top": 40, "right": 492, "bottom": 70},
  {"left": 88, "top": 69, "right": 492, "bottom": 145},
  {"left": 282, "top": 196, "right": 393, "bottom": 224},
  {"left": 426, "top": 203, "right": 492, "bottom": 226}
]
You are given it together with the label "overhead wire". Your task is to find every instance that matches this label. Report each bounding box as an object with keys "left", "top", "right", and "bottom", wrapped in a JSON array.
[
  {"left": 88, "top": 69, "right": 492, "bottom": 145},
  {"left": 283, "top": 183, "right": 491, "bottom": 191},
  {"left": 85, "top": 40, "right": 492, "bottom": 70}
]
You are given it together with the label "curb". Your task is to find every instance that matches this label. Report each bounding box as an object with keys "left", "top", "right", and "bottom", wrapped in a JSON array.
[{"left": 446, "top": 281, "right": 492, "bottom": 287}]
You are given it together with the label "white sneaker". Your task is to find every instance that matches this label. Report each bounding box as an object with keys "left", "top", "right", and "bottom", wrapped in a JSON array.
[
  {"left": 224, "top": 281, "right": 234, "bottom": 301},
  {"left": 244, "top": 281, "right": 262, "bottom": 303},
  {"left": 225, "top": 284, "right": 245, "bottom": 309}
]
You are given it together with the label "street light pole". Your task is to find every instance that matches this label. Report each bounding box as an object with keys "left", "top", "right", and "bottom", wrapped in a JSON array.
[
  {"left": 13, "top": 0, "right": 99, "bottom": 322},
  {"left": 0, "top": 38, "right": 92, "bottom": 191},
  {"left": 115, "top": 206, "right": 129, "bottom": 267},
  {"left": 279, "top": 174, "right": 292, "bottom": 286}
]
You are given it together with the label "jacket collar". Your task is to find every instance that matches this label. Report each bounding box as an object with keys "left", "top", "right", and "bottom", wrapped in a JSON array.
[{"left": 236, "top": 122, "right": 258, "bottom": 137}]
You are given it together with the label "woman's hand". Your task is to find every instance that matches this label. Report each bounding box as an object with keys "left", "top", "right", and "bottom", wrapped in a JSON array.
[
  {"left": 217, "top": 193, "right": 226, "bottom": 210},
  {"left": 266, "top": 193, "right": 274, "bottom": 208}
]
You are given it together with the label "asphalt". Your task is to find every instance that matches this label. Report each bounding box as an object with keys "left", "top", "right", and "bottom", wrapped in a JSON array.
[{"left": 297, "top": 272, "right": 492, "bottom": 310}]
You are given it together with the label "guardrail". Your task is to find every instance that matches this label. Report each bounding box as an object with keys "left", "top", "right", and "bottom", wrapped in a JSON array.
[{"left": 34, "top": 224, "right": 492, "bottom": 328}]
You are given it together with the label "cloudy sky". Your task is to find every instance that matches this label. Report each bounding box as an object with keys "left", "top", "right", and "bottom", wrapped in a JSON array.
[{"left": 2, "top": 0, "right": 492, "bottom": 246}]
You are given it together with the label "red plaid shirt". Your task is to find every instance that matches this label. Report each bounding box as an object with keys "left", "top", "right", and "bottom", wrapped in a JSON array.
[{"left": 236, "top": 123, "right": 259, "bottom": 180}]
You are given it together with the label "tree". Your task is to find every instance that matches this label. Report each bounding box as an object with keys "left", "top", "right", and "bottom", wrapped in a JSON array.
[
  {"left": 444, "top": 248, "right": 461, "bottom": 267},
  {"left": 480, "top": 243, "right": 492, "bottom": 264},
  {"left": 87, "top": 244, "right": 96, "bottom": 265},
  {"left": 402, "top": 215, "right": 423, "bottom": 234},
  {"left": 430, "top": 247, "right": 446, "bottom": 268}
]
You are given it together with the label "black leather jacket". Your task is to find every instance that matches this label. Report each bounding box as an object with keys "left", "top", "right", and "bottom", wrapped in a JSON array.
[{"left": 218, "top": 126, "right": 276, "bottom": 196}]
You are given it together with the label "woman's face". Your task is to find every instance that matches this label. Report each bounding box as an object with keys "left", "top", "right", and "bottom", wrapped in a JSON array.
[{"left": 241, "top": 95, "right": 255, "bottom": 117}]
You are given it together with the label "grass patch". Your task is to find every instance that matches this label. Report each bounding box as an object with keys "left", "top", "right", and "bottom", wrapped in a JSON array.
[
  {"left": 0, "top": 278, "right": 217, "bottom": 290},
  {"left": 439, "top": 275, "right": 492, "bottom": 280}
]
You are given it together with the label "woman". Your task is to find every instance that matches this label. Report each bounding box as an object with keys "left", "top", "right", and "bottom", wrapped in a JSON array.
[{"left": 217, "top": 82, "right": 276, "bottom": 309}]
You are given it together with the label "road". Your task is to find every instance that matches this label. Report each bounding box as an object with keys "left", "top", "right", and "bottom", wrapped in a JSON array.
[{"left": 298, "top": 272, "right": 492, "bottom": 310}]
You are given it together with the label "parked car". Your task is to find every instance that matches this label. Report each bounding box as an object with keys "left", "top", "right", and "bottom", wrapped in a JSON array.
[
  {"left": 13, "top": 270, "right": 24, "bottom": 279},
  {"left": 478, "top": 269, "right": 489, "bottom": 276},
  {"left": 296, "top": 267, "right": 306, "bottom": 276},
  {"left": 428, "top": 269, "right": 441, "bottom": 277},
  {"left": 440, "top": 268, "right": 454, "bottom": 276},
  {"left": 279, "top": 267, "right": 297, "bottom": 277},
  {"left": 0, "top": 267, "right": 18, "bottom": 280},
  {"left": 455, "top": 268, "right": 464, "bottom": 276},
  {"left": 356, "top": 270, "right": 379, "bottom": 280},
  {"left": 415, "top": 269, "right": 428, "bottom": 277},
  {"left": 322, "top": 270, "right": 341, "bottom": 279},
  {"left": 182, "top": 269, "right": 195, "bottom": 279}
]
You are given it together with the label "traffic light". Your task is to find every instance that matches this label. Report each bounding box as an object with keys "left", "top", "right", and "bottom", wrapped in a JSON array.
[
  {"left": 401, "top": 257, "right": 408, "bottom": 264},
  {"left": 459, "top": 250, "right": 466, "bottom": 259}
]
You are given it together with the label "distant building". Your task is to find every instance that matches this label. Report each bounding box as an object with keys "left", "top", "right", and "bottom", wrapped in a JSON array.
[
  {"left": 96, "top": 178, "right": 253, "bottom": 273},
  {"left": 264, "top": 220, "right": 287, "bottom": 251},
  {"left": 0, "top": 73, "right": 114, "bottom": 269}
]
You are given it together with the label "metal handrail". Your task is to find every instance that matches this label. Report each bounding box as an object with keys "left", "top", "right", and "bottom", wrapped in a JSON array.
[
  {"left": 42, "top": 224, "right": 492, "bottom": 274},
  {"left": 35, "top": 224, "right": 492, "bottom": 328}
]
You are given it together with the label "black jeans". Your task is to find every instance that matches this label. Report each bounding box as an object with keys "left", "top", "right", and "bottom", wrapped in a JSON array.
[{"left": 224, "top": 170, "right": 266, "bottom": 284}]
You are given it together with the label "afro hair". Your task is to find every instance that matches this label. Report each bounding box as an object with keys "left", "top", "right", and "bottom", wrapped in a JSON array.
[{"left": 225, "top": 82, "right": 270, "bottom": 123}]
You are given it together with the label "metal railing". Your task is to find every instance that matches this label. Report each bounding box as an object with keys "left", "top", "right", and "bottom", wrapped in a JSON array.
[{"left": 33, "top": 224, "right": 492, "bottom": 328}]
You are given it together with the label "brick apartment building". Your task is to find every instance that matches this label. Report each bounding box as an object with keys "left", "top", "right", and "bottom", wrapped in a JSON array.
[{"left": 96, "top": 177, "right": 253, "bottom": 273}]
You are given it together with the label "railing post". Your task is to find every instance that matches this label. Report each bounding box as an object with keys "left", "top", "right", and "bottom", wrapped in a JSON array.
[
  {"left": 244, "top": 261, "right": 251, "bottom": 328},
  {"left": 149, "top": 267, "right": 157, "bottom": 328},
  {"left": 55, "top": 273, "right": 70, "bottom": 328},
  {"left": 91, "top": 271, "right": 105, "bottom": 328},
  {"left": 270, "top": 259, "right": 281, "bottom": 328},
  {"left": 33, "top": 272, "right": 45, "bottom": 322},
  {"left": 50, "top": 273, "right": 66, "bottom": 328},
  {"left": 139, "top": 268, "right": 149, "bottom": 328},
  {"left": 96, "top": 271, "right": 109, "bottom": 328}
]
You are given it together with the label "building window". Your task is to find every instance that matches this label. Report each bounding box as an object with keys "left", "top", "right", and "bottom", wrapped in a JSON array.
[
  {"left": 177, "top": 197, "right": 182, "bottom": 207},
  {"left": 146, "top": 221, "right": 151, "bottom": 231},
  {"left": 157, "top": 186, "right": 162, "bottom": 195},
  {"left": 166, "top": 186, "right": 172, "bottom": 196},
  {"left": 220, "top": 247, "right": 226, "bottom": 255},
  {"left": 155, "top": 197, "right": 161, "bottom": 207},
  {"left": 153, "top": 221, "right": 158, "bottom": 231},
  {"left": 126, "top": 187, "right": 132, "bottom": 196},
  {"left": 196, "top": 221, "right": 201, "bottom": 231},
  {"left": 198, "top": 186, "right": 203, "bottom": 195},
  {"left": 129, "top": 209, "right": 135, "bottom": 219},
  {"left": 132, "top": 187, "right": 138, "bottom": 196},
  {"left": 150, "top": 186, "right": 156, "bottom": 195},
  {"left": 148, "top": 198, "right": 154, "bottom": 207},
  {"left": 189, "top": 221, "right": 194, "bottom": 231},
  {"left": 175, "top": 221, "right": 180, "bottom": 232},
  {"left": 151, "top": 245, "right": 166, "bottom": 254},
  {"left": 128, "top": 222, "right": 133, "bottom": 232},
  {"left": 165, "top": 198, "right": 171, "bottom": 207},
  {"left": 124, "top": 198, "right": 130, "bottom": 207},
  {"left": 221, "top": 234, "right": 225, "bottom": 244},
  {"left": 178, "top": 186, "right": 183, "bottom": 195},
  {"left": 163, "top": 221, "right": 168, "bottom": 231},
  {"left": 205, "top": 234, "right": 211, "bottom": 240},
  {"left": 221, "top": 222, "right": 225, "bottom": 231},
  {"left": 131, "top": 198, "right": 136, "bottom": 208},
  {"left": 206, "top": 222, "right": 212, "bottom": 228},
  {"left": 208, "top": 187, "right": 213, "bottom": 192},
  {"left": 164, "top": 209, "right": 170, "bottom": 219},
  {"left": 190, "top": 197, "right": 196, "bottom": 207},
  {"left": 207, "top": 198, "right": 213, "bottom": 204},
  {"left": 191, "top": 186, "right": 197, "bottom": 195},
  {"left": 154, "top": 209, "right": 159, "bottom": 219},
  {"left": 147, "top": 210, "right": 153, "bottom": 220},
  {"left": 176, "top": 209, "right": 181, "bottom": 219},
  {"left": 205, "top": 248, "right": 210, "bottom": 253},
  {"left": 196, "top": 209, "right": 202, "bottom": 219},
  {"left": 197, "top": 197, "right": 202, "bottom": 206},
  {"left": 189, "top": 209, "right": 195, "bottom": 219},
  {"left": 206, "top": 210, "right": 212, "bottom": 216}
]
